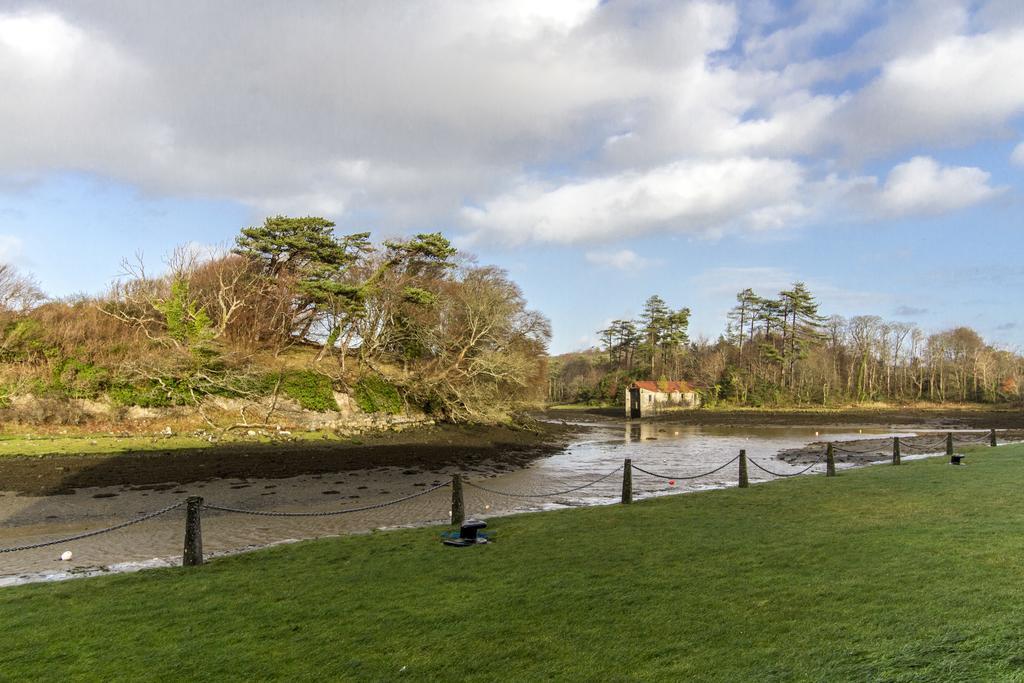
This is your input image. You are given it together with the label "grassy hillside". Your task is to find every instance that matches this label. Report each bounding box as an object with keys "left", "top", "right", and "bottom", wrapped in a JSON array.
[{"left": 3, "top": 443, "right": 1023, "bottom": 680}]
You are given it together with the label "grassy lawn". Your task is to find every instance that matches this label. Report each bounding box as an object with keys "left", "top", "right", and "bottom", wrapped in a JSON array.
[{"left": 3, "top": 445, "right": 1024, "bottom": 681}]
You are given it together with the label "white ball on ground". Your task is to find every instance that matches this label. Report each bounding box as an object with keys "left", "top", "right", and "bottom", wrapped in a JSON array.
[{"left": 60, "top": 550, "right": 73, "bottom": 561}]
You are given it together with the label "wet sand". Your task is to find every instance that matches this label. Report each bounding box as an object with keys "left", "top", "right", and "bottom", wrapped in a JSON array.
[{"left": 0, "top": 422, "right": 575, "bottom": 496}]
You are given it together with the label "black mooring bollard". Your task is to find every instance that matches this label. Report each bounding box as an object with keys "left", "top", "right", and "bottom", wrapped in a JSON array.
[
  {"left": 991, "top": 428, "right": 997, "bottom": 448},
  {"left": 183, "top": 496, "right": 203, "bottom": 567},
  {"left": 826, "top": 443, "right": 836, "bottom": 477},
  {"left": 946, "top": 432, "right": 954, "bottom": 457},
  {"left": 621, "top": 458, "right": 632, "bottom": 505},
  {"left": 451, "top": 474, "right": 465, "bottom": 527},
  {"left": 738, "top": 449, "right": 749, "bottom": 488},
  {"left": 893, "top": 436, "right": 901, "bottom": 466}
]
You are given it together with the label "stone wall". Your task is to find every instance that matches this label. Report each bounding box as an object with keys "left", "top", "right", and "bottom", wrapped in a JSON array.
[{"left": 0, "top": 392, "right": 433, "bottom": 435}]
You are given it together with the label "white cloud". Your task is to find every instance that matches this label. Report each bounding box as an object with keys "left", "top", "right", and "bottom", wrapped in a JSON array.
[
  {"left": 463, "top": 157, "right": 805, "bottom": 245},
  {"left": 875, "top": 156, "right": 1002, "bottom": 216},
  {"left": 836, "top": 28, "right": 1024, "bottom": 156},
  {"left": 175, "top": 241, "right": 230, "bottom": 265},
  {"left": 1012, "top": 142, "right": 1024, "bottom": 166},
  {"left": 584, "top": 249, "right": 657, "bottom": 270},
  {"left": 0, "top": 2, "right": 1022, "bottom": 247},
  {"left": 743, "top": 0, "right": 873, "bottom": 69}
]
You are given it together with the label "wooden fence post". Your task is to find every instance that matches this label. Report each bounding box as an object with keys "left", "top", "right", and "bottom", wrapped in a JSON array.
[
  {"left": 991, "top": 428, "right": 997, "bottom": 448},
  {"left": 946, "top": 432, "right": 954, "bottom": 457},
  {"left": 183, "top": 496, "right": 203, "bottom": 567},
  {"left": 892, "top": 436, "right": 901, "bottom": 466},
  {"left": 826, "top": 443, "right": 836, "bottom": 477},
  {"left": 451, "top": 474, "right": 465, "bottom": 526},
  {"left": 738, "top": 450, "right": 748, "bottom": 488},
  {"left": 621, "top": 458, "right": 632, "bottom": 505}
]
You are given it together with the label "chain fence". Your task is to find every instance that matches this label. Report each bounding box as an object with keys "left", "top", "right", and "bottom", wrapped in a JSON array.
[
  {"left": 462, "top": 468, "right": 620, "bottom": 498},
  {"left": 0, "top": 501, "right": 185, "bottom": 554},
  {"left": 630, "top": 454, "right": 742, "bottom": 481},
  {"left": 830, "top": 432, "right": 998, "bottom": 456},
  {"left": 0, "top": 429, "right": 1015, "bottom": 558},
  {"left": 747, "top": 451, "right": 826, "bottom": 478}
]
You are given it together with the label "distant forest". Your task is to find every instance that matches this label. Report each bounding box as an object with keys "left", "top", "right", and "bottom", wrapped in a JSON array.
[
  {"left": 0, "top": 217, "right": 550, "bottom": 424},
  {"left": 4, "top": 224, "right": 1021, "bottom": 424},
  {"left": 550, "top": 285, "right": 1023, "bottom": 406}
]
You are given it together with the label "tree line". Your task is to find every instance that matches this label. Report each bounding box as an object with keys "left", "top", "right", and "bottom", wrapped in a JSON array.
[
  {"left": 551, "top": 284, "right": 1023, "bottom": 406},
  {"left": 0, "top": 217, "right": 550, "bottom": 423}
]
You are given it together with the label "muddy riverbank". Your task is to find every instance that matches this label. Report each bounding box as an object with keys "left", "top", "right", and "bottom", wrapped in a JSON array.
[
  {"left": 0, "top": 420, "right": 897, "bottom": 584},
  {"left": 2, "top": 416, "right": 1011, "bottom": 585},
  {"left": 776, "top": 429, "right": 1024, "bottom": 465},
  {"left": 0, "top": 422, "right": 576, "bottom": 496},
  {"left": 558, "top": 406, "right": 1024, "bottom": 429}
]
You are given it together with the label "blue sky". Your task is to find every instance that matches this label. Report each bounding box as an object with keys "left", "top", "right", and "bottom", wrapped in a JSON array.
[{"left": 1, "top": 1, "right": 1023, "bottom": 353}]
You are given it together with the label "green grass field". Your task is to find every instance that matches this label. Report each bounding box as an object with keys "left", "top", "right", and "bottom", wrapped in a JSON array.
[{"left": 3, "top": 444, "right": 1024, "bottom": 681}]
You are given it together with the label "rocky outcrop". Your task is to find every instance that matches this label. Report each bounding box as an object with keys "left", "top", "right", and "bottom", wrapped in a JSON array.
[{"left": 0, "top": 391, "right": 433, "bottom": 435}]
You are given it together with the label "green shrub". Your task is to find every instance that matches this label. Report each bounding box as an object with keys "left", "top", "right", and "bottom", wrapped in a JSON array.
[
  {"left": 54, "top": 358, "right": 110, "bottom": 400},
  {"left": 353, "top": 375, "right": 403, "bottom": 414},
  {"left": 281, "top": 370, "right": 338, "bottom": 412},
  {"left": 0, "top": 319, "right": 48, "bottom": 362},
  {"left": 109, "top": 380, "right": 191, "bottom": 408},
  {"left": 747, "top": 380, "right": 783, "bottom": 407},
  {"left": 157, "top": 279, "right": 213, "bottom": 350}
]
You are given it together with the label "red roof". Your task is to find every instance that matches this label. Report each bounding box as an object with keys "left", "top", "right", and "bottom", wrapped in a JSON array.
[{"left": 631, "top": 380, "right": 694, "bottom": 393}]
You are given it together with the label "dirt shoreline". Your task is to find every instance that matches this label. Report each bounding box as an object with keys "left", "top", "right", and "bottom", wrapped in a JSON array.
[
  {"left": 775, "top": 430, "right": 1024, "bottom": 465},
  {"left": 564, "top": 406, "right": 1024, "bottom": 429},
  {"left": 0, "top": 422, "right": 576, "bottom": 497},
  {"left": 4, "top": 406, "right": 1021, "bottom": 495}
]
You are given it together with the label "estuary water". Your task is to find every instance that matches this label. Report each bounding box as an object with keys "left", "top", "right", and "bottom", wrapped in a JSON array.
[{"left": 0, "top": 421, "right": 937, "bottom": 585}]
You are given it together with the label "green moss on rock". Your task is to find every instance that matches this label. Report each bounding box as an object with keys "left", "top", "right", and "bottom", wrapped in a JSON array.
[{"left": 353, "top": 375, "right": 403, "bottom": 415}]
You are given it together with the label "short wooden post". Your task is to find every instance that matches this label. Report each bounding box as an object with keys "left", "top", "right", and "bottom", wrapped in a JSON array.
[
  {"left": 990, "top": 428, "right": 997, "bottom": 448},
  {"left": 451, "top": 474, "right": 465, "bottom": 526},
  {"left": 183, "top": 496, "right": 203, "bottom": 567},
  {"left": 892, "top": 437, "right": 901, "bottom": 466},
  {"left": 738, "top": 450, "right": 748, "bottom": 488},
  {"left": 826, "top": 443, "right": 836, "bottom": 477},
  {"left": 946, "top": 432, "right": 954, "bottom": 457},
  {"left": 621, "top": 458, "right": 633, "bottom": 505}
]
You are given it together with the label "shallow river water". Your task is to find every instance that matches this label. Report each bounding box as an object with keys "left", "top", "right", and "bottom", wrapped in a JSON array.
[{"left": 0, "top": 421, "right": 955, "bottom": 585}]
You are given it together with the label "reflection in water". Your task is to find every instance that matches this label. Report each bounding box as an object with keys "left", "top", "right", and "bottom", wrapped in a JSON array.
[
  {"left": 629, "top": 423, "right": 641, "bottom": 443},
  {"left": 0, "top": 421, "right": 910, "bottom": 585}
]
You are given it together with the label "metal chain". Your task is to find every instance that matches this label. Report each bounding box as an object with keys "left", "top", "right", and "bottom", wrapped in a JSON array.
[
  {"left": 832, "top": 444, "right": 886, "bottom": 455},
  {"left": 747, "top": 451, "right": 826, "bottom": 478},
  {"left": 631, "top": 454, "right": 741, "bottom": 481},
  {"left": 898, "top": 441, "right": 945, "bottom": 453},
  {"left": 203, "top": 482, "right": 450, "bottom": 517},
  {"left": 901, "top": 438, "right": 947, "bottom": 448},
  {"left": 463, "top": 468, "right": 620, "bottom": 498},
  {"left": 0, "top": 501, "right": 185, "bottom": 554},
  {"left": 957, "top": 433, "right": 994, "bottom": 443},
  {"left": 1, "top": 428, "right": 1005, "bottom": 552}
]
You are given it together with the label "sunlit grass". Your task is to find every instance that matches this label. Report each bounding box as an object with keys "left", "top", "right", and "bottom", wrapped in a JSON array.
[{"left": 2, "top": 444, "right": 1023, "bottom": 680}]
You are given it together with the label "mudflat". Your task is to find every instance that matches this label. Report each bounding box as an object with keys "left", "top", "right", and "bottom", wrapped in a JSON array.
[{"left": 0, "top": 423, "right": 574, "bottom": 496}]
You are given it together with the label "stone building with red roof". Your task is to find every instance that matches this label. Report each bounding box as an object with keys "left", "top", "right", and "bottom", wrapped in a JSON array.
[{"left": 625, "top": 380, "right": 698, "bottom": 418}]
